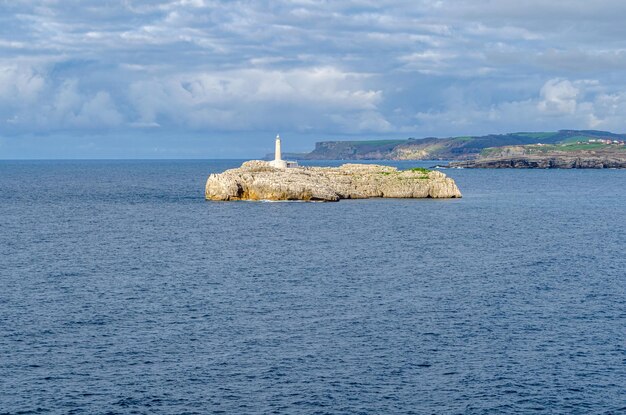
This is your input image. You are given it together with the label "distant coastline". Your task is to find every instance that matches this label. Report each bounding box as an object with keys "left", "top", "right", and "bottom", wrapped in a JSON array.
[{"left": 269, "top": 130, "right": 626, "bottom": 168}]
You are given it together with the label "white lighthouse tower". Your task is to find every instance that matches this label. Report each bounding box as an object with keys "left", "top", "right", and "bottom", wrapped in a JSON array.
[{"left": 269, "top": 134, "right": 288, "bottom": 169}]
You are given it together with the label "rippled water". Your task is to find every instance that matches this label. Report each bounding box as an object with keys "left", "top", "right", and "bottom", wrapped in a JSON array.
[{"left": 1, "top": 160, "right": 625, "bottom": 414}]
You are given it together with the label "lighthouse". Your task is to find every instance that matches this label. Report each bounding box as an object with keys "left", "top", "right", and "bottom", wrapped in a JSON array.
[
  {"left": 269, "top": 134, "right": 288, "bottom": 169},
  {"left": 275, "top": 134, "right": 283, "bottom": 162}
]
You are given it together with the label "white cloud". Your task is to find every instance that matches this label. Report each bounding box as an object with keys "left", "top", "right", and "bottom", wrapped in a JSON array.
[
  {"left": 538, "top": 79, "right": 579, "bottom": 115},
  {"left": 413, "top": 77, "right": 626, "bottom": 136},
  {"left": 73, "top": 91, "right": 124, "bottom": 127},
  {"left": 398, "top": 50, "right": 457, "bottom": 74},
  {"left": 0, "top": 64, "right": 124, "bottom": 132},
  {"left": 3, "top": 0, "right": 626, "bottom": 155},
  {"left": 126, "top": 66, "right": 385, "bottom": 132},
  {"left": 0, "top": 64, "right": 46, "bottom": 104}
]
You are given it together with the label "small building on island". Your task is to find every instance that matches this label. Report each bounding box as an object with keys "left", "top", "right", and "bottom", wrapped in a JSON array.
[{"left": 269, "top": 134, "right": 298, "bottom": 169}]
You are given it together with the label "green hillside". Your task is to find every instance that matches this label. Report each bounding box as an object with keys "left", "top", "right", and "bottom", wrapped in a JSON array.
[{"left": 297, "top": 130, "right": 626, "bottom": 160}]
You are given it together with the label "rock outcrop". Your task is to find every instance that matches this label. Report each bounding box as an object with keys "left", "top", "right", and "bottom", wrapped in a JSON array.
[
  {"left": 205, "top": 161, "right": 462, "bottom": 201},
  {"left": 449, "top": 155, "right": 626, "bottom": 169}
]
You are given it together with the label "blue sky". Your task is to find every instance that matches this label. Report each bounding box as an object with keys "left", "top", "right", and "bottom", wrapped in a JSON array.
[{"left": 2, "top": 0, "right": 626, "bottom": 158}]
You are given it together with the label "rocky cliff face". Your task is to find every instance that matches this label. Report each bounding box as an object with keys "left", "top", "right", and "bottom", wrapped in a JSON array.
[
  {"left": 449, "top": 155, "right": 626, "bottom": 168},
  {"left": 205, "top": 161, "right": 462, "bottom": 201}
]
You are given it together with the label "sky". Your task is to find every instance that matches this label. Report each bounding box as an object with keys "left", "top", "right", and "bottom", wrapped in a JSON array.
[{"left": 2, "top": 0, "right": 626, "bottom": 158}]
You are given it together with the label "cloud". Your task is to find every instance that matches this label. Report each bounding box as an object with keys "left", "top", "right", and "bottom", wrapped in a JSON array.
[
  {"left": 538, "top": 79, "right": 579, "bottom": 115},
  {"left": 2, "top": 0, "right": 626, "bottom": 156},
  {"left": 536, "top": 49, "right": 626, "bottom": 73},
  {"left": 127, "top": 66, "right": 386, "bottom": 132},
  {"left": 0, "top": 65, "right": 124, "bottom": 132},
  {"left": 73, "top": 91, "right": 124, "bottom": 127},
  {"left": 412, "top": 77, "right": 626, "bottom": 136},
  {"left": 0, "top": 64, "right": 46, "bottom": 104}
]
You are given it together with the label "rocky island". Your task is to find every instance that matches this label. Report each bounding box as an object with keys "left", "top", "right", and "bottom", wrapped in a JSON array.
[
  {"left": 207, "top": 135, "right": 461, "bottom": 201},
  {"left": 205, "top": 161, "right": 462, "bottom": 201}
]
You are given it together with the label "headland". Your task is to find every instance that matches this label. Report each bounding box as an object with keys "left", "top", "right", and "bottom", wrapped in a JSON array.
[
  {"left": 276, "top": 130, "right": 626, "bottom": 168},
  {"left": 447, "top": 142, "right": 626, "bottom": 168}
]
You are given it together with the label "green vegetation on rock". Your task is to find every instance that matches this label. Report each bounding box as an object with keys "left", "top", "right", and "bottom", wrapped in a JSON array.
[
  {"left": 514, "top": 132, "right": 556, "bottom": 139},
  {"left": 348, "top": 140, "right": 407, "bottom": 146},
  {"left": 407, "top": 167, "right": 431, "bottom": 173}
]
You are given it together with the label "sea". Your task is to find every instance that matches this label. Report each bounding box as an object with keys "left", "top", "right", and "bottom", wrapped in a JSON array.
[{"left": 1, "top": 160, "right": 624, "bottom": 414}]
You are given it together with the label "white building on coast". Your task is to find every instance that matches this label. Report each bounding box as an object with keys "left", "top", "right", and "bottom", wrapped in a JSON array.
[{"left": 269, "top": 134, "right": 298, "bottom": 169}]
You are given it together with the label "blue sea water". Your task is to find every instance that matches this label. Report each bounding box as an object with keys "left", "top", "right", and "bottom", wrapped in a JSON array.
[{"left": 0, "top": 160, "right": 625, "bottom": 414}]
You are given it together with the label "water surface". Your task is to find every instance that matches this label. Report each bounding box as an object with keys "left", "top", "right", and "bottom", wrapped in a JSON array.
[{"left": 1, "top": 160, "right": 624, "bottom": 414}]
